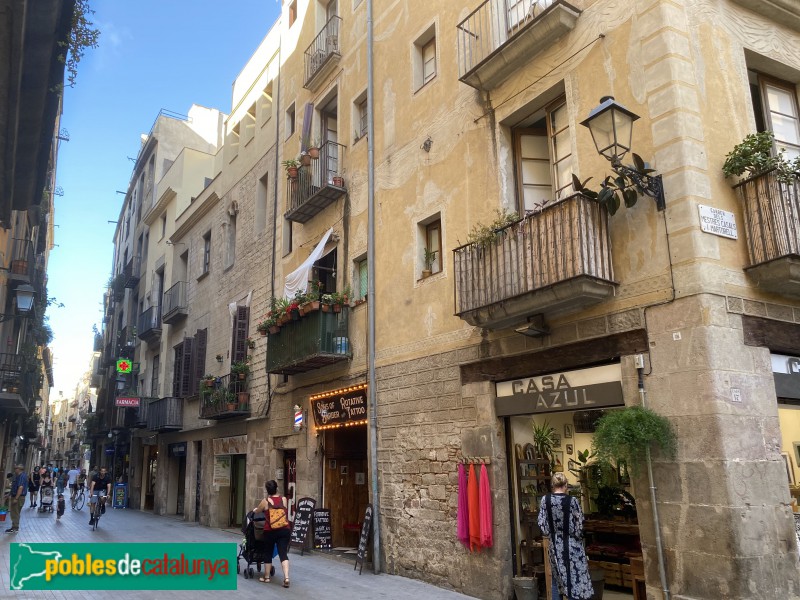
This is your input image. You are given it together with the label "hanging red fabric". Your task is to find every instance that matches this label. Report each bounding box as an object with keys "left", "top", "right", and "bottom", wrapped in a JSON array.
[
  {"left": 457, "top": 463, "right": 469, "bottom": 549},
  {"left": 479, "top": 463, "right": 493, "bottom": 548},
  {"left": 467, "top": 463, "right": 481, "bottom": 552}
]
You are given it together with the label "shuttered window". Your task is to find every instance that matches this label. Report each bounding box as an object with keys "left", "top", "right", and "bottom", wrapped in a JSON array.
[
  {"left": 193, "top": 328, "right": 207, "bottom": 396},
  {"left": 151, "top": 354, "right": 160, "bottom": 397},
  {"left": 231, "top": 306, "right": 250, "bottom": 365},
  {"left": 172, "top": 337, "right": 194, "bottom": 398}
]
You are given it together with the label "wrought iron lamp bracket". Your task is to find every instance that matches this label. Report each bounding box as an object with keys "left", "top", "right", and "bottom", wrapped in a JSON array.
[{"left": 611, "top": 159, "right": 666, "bottom": 212}]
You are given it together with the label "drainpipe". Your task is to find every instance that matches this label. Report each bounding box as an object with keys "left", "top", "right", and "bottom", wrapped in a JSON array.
[
  {"left": 637, "top": 362, "right": 671, "bottom": 600},
  {"left": 366, "top": 0, "right": 381, "bottom": 575}
]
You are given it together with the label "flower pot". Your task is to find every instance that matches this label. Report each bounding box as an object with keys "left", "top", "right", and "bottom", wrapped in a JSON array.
[
  {"left": 308, "top": 147, "right": 320, "bottom": 159},
  {"left": 269, "top": 325, "right": 281, "bottom": 335},
  {"left": 333, "top": 304, "right": 342, "bottom": 313},
  {"left": 422, "top": 269, "right": 432, "bottom": 279},
  {"left": 237, "top": 373, "right": 247, "bottom": 380},
  {"left": 301, "top": 300, "right": 320, "bottom": 314},
  {"left": 321, "top": 304, "right": 331, "bottom": 313},
  {"left": 259, "top": 329, "right": 268, "bottom": 337},
  {"left": 290, "top": 308, "right": 301, "bottom": 321},
  {"left": 287, "top": 166, "right": 299, "bottom": 179},
  {"left": 226, "top": 402, "right": 237, "bottom": 411},
  {"left": 277, "top": 315, "right": 290, "bottom": 326},
  {"left": 301, "top": 153, "right": 312, "bottom": 167},
  {"left": 0, "top": 512, "right": 7, "bottom": 522},
  {"left": 238, "top": 392, "right": 250, "bottom": 407},
  {"left": 332, "top": 176, "right": 344, "bottom": 187}
]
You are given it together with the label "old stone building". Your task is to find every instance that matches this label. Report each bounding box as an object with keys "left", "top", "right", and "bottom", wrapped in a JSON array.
[{"left": 92, "top": 1, "right": 800, "bottom": 599}]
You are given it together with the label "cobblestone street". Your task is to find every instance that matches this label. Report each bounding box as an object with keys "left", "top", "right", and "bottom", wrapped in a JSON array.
[{"left": 0, "top": 504, "right": 472, "bottom": 599}]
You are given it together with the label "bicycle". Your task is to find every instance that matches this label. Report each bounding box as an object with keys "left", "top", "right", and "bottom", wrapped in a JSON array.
[
  {"left": 90, "top": 493, "right": 106, "bottom": 530},
  {"left": 71, "top": 485, "right": 85, "bottom": 511}
]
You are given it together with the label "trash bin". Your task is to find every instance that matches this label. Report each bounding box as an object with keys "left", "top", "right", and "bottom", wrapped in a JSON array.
[
  {"left": 512, "top": 576, "right": 538, "bottom": 600},
  {"left": 589, "top": 568, "right": 605, "bottom": 600}
]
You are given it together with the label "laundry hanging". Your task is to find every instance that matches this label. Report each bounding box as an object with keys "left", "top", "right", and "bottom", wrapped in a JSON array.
[
  {"left": 467, "top": 463, "right": 481, "bottom": 552},
  {"left": 283, "top": 228, "right": 333, "bottom": 299},
  {"left": 457, "top": 463, "right": 469, "bottom": 549},
  {"left": 479, "top": 463, "right": 493, "bottom": 548}
]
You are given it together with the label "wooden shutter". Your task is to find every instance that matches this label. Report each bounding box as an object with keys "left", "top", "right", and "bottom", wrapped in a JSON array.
[
  {"left": 192, "top": 329, "right": 207, "bottom": 396},
  {"left": 180, "top": 337, "right": 194, "bottom": 398},
  {"left": 172, "top": 343, "right": 183, "bottom": 398},
  {"left": 231, "top": 306, "right": 250, "bottom": 365}
]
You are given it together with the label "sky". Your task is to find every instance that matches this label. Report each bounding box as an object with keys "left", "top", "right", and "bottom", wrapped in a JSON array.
[{"left": 49, "top": 1, "right": 281, "bottom": 397}]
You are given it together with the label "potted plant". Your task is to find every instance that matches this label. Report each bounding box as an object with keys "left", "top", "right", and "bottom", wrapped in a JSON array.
[
  {"left": 246, "top": 336, "right": 256, "bottom": 350},
  {"left": 231, "top": 359, "right": 251, "bottom": 380},
  {"left": 201, "top": 375, "right": 216, "bottom": 389},
  {"left": 722, "top": 131, "right": 800, "bottom": 183},
  {"left": 224, "top": 389, "right": 237, "bottom": 411},
  {"left": 592, "top": 406, "right": 677, "bottom": 473},
  {"left": 275, "top": 297, "right": 291, "bottom": 325},
  {"left": 422, "top": 247, "right": 438, "bottom": 278},
  {"left": 531, "top": 419, "right": 557, "bottom": 462},
  {"left": 463, "top": 208, "right": 520, "bottom": 249},
  {"left": 237, "top": 390, "right": 250, "bottom": 408},
  {"left": 308, "top": 139, "right": 321, "bottom": 159},
  {"left": 282, "top": 159, "right": 301, "bottom": 179},
  {"left": 332, "top": 174, "right": 344, "bottom": 187}
]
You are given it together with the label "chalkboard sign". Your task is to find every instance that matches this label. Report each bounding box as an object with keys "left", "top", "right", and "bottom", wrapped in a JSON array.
[
  {"left": 290, "top": 497, "right": 316, "bottom": 555},
  {"left": 354, "top": 504, "right": 373, "bottom": 574},
  {"left": 313, "top": 508, "right": 332, "bottom": 549}
]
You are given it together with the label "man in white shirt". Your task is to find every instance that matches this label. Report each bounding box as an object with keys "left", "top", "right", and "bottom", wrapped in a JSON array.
[{"left": 66, "top": 465, "right": 81, "bottom": 501}]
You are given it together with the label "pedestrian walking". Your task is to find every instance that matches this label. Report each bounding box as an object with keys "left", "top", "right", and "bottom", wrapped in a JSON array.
[
  {"left": 27, "top": 466, "right": 40, "bottom": 508},
  {"left": 6, "top": 465, "right": 27, "bottom": 533},
  {"left": 56, "top": 470, "right": 68, "bottom": 496},
  {"left": 537, "top": 472, "right": 593, "bottom": 600},
  {"left": 67, "top": 465, "right": 80, "bottom": 502},
  {"left": 253, "top": 480, "right": 291, "bottom": 588}
]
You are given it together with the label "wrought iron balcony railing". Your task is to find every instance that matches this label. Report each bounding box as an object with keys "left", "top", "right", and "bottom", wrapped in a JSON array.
[
  {"left": 733, "top": 169, "right": 800, "bottom": 296},
  {"left": 123, "top": 255, "right": 141, "bottom": 288},
  {"left": 456, "top": 0, "right": 580, "bottom": 90},
  {"left": 304, "top": 15, "right": 341, "bottom": 90},
  {"left": 453, "top": 193, "right": 616, "bottom": 330},
  {"left": 162, "top": 281, "right": 188, "bottom": 324},
  {"left": 137, "top": 305, "right": 162, "bottom": 344},
  {"left": 147, "top": 396, "right": 183, "bottom": 432},
  {"left": 285, "top": 141, "right": 347, "bottom": 223},
  {"left": 267, "top": 306, "right": 351, "bottom": 375},
  {"left": 199, "top": 373, "right": 251, "bottom": 420}
]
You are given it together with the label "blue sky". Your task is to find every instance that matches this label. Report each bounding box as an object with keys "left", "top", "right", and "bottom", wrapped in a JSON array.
[{"left": 49, "top": 1, "right": 281, "bottom": 395}]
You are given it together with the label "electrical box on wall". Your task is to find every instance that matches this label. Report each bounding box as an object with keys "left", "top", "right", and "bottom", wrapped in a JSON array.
[
  {"left": 634, "top": 354, "right": 645, "bottom": 369},
  {"left": 275, "top": 468, "right": 284, "bottom": 480}
]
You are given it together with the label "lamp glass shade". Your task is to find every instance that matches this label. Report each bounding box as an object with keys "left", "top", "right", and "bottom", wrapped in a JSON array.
[
  {"left": 15, "top": 284, "right": 35, "bottom": 313},
  {"left": 581, "top": 97, "right": 639, "bottom": 162}
]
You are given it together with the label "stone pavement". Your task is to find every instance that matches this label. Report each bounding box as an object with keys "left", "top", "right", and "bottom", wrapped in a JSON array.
[{"left": 0, "top": 502, "right": 474, "bottom": 599}]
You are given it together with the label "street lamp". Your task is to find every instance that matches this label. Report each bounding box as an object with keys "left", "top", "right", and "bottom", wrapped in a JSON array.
[
  {"left": 581, "top": 96, "right": 666, "bottom": 211},
  {"left": 0, "top": 284, "right": 36, "bottom": 323}
]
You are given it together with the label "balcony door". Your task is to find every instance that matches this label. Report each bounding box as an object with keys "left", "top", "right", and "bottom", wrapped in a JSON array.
[
  {"left": 750, "top": 71, "right": 800, "bottom": 161},
  {"left": 321, "top": 97, "right": 339, "bottom": 185}
]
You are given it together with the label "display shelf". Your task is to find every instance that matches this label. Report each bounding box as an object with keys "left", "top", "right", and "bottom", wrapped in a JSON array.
[
  {"left": 517, "top": 457, "right": 551, "bottom": 579},
  {"left": 584, "top": 517, "right": 641, "bottom": 590}
]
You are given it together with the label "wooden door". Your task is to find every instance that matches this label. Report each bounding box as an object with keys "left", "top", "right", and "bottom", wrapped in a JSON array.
[{"left": 323, "top": 427, "right": 369, "bottom": 547}]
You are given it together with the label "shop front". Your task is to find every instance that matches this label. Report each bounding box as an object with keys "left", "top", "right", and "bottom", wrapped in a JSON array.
[
  {"left": 772, "top": 354, "right": 800, "bottom": 540},
  {"left": 497, "top": 363, "right": 642, "bottom": 599},
  {"left": 212, "top": 434, "right": 248, "bottom": 528},
  {"left": 310, "top": 384, "right": 369, "bottom": 550}
]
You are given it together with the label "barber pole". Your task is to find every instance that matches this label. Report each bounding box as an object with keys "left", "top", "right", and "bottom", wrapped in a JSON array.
[{"left": 293, "top": 405, "right": 303, "bottom": 431}]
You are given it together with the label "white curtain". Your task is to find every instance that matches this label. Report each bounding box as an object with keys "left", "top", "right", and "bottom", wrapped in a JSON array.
[{"left": 283, "top": 228, "right": 333, "bottom": 299}]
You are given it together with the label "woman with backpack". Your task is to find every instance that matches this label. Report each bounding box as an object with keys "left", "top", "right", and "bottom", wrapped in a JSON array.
[{"left": 253, "top": 480, "right": 291, "bottom": 588}]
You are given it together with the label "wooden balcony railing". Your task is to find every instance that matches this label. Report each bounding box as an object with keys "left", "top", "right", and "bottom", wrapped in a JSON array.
[
  {"left": 733, "top": 169, "right": 800, "bottom": 296},
  {"left": 453, "top": 193, "right": 616, "bottom": 329},
  {"left": 147, "top": 396, "right": 182, "bottom": 432},
  {"left": 132, "top": 397, "right": 157, "bottom": 429},
  {"left": 199, "top": 373, "right": 251, "bottom": 420}
]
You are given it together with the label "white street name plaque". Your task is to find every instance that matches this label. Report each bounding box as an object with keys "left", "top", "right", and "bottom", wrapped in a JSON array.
[{"left": 698, "top": 204, "right": 738, "bottom": 239}]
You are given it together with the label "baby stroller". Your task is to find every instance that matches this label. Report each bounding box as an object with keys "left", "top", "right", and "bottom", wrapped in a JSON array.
[
  {"left": 237, "top": 511, "right": 276, "bottom": 579},
  {"left": 38, "top": 483, "right": 54, "bottom": 513}
]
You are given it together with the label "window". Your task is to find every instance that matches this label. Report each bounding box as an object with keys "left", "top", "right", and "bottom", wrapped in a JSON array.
[
  {"left": 413, "top": 25, "right": 437, "bottom": 91},
  {"left": 355, "top": 256, "right": 368, "bottom": 300},
  {"left": 172, "top": 338, "right": 194, "bottom": 398},
  {"left": 202, "top": 231, "right": 211, "bottom": 275},
  {"left": 231, "top": 306, "right": 250, "bottom": 365},
  {"left": 286, "top": 103, "right": 296, "bottom": 138},
  {"left": 513, "top": 96, "right": 573, "bottom": 213},
  {"left": 283, "top": 218, "right": 292, "bottom": 256},
  {"left": 425, "top": 219, "right": 442, "bottom": 274},
  {"left": 192, "top": 328, "right": 207, "bottom": 396},
  {"left": 354, "top": 91, "right": 368, "bottom": 140},
  {"left": 288, "top": 0, "right": 297, "bottom": 27},
  {"left": 750, "top": 71, "right": 800, "bottom": 160},
  {"left": 150, "top": 354, "right": 160, "bottom": 397}
]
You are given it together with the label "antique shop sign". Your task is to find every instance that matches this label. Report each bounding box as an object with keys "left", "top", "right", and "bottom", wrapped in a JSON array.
[
  {"left": 772, "top": 353, "right": 800, "bottom": 401},
  {"left": 311, "top": 387, "right": 368, "bottom": 429},
  {"left": 698, "top": 205, "right": 738, "bottom": 240},
  {"left": 495, "top": 363, "right": 623, "bottom": 416}
]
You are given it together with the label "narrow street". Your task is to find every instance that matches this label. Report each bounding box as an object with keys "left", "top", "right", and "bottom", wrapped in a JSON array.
[{"left": 0, "top": 505, "right": 472, "bottom": 599}]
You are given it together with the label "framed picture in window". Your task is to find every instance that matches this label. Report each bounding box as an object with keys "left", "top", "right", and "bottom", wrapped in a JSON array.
[
  {"left": 552, "top": 451, "right": 564, "bottom": 472},
  {"left": 565, "top": 444, "right": 574, "bottom": 456},
  {"left": 564, "top": 424, "right": 573, "bottom": 439},
  {"left": 552, "top": 434, "right": 562, "bottom": 448}
]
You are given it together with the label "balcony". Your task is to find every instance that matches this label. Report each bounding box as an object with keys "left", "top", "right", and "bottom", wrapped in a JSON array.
[
  {"left": 93, "top": 333, "right": 103, "bottom": 352},
  {"left": 457, "top": 0, "right": 580, "bottom": 91},
  {"left": 162, "top": 281, "right": 188, "bottom": 324},
  {"left": 118, "top": 325, "right": 136, "bottom": 359},
  {"left": 733, "top": 170, "right": 800, "bottom": 297},
  {"left": 66, "top": 430, "right": 76, "bottom": 438},
  {"left": 285, "top": 141, "right": 347, "bottom": 223},
  {"left": 137, "top": 306, "right": 162, "bottom": 345},
  {"left": 199, "top": 374, "right": 251, "bottom": 420},
  {"left": 267, "top": 307, "right": 351, "bottom": 375},
  {"left": 0, "top": 353, "right": 24, "bottom": 411},
  {"left": 147, "top": 396, "right": 183, "bottom": 432},
  {"left": 103, "top": 342, "right": 116, "bottom": 367},
  {"left": 122, "top": 255, "right": 141, "bottom": 288},
  {"left": 113, "top": 405, "right": 136, "bottom": 430},
  {"left": 453, "top": 193, "right": 616, "bottom": 330},
  {"left": 131, "top": 397, "right": 157, "bottom": 429},
  {"left": 8, "top": 238, "right": 34, "bottom": 282},
  {"left": 304, "top": 16, "right": 341, "bottom": 90}
]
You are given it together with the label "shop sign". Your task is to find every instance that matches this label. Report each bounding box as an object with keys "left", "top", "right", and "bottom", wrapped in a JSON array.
[
  {"left": 495, "top": 363, "right": 623, "bottom": 417},
  {"left": 310, "top": 384, "right": 368, "bottom": 430},
  {"left": 169, "top": 442, "right": 187, "bottom": 457},
  {"left": 115, "top": 396, "right": 140, "bottom": 407},
  {"left": 772, "top": 353, "right": 800, "bottom": 401}
]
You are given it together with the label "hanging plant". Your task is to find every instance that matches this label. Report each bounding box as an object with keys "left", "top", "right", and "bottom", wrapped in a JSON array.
[{"left": 592, "top": 406, "right": 677, "bottom": 473}]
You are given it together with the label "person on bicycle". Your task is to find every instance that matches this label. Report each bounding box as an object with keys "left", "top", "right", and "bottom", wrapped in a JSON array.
[
  {"left": 88, "top": 467, "right": 112, "bottom": 526},
  {"left": 77, "top": 469, "right": 87, "bottom": 492},
  {"left": 66, "top": 465, "right": 80, "bottom": 501}
]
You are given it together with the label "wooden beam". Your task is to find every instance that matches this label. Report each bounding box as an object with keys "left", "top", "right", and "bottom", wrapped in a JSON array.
[
  {"left": 742, "top": 315, "right": 800, "bottom": 355},
  {"left": 460, "top": 329, "right": 649, "bottom": 383}
]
